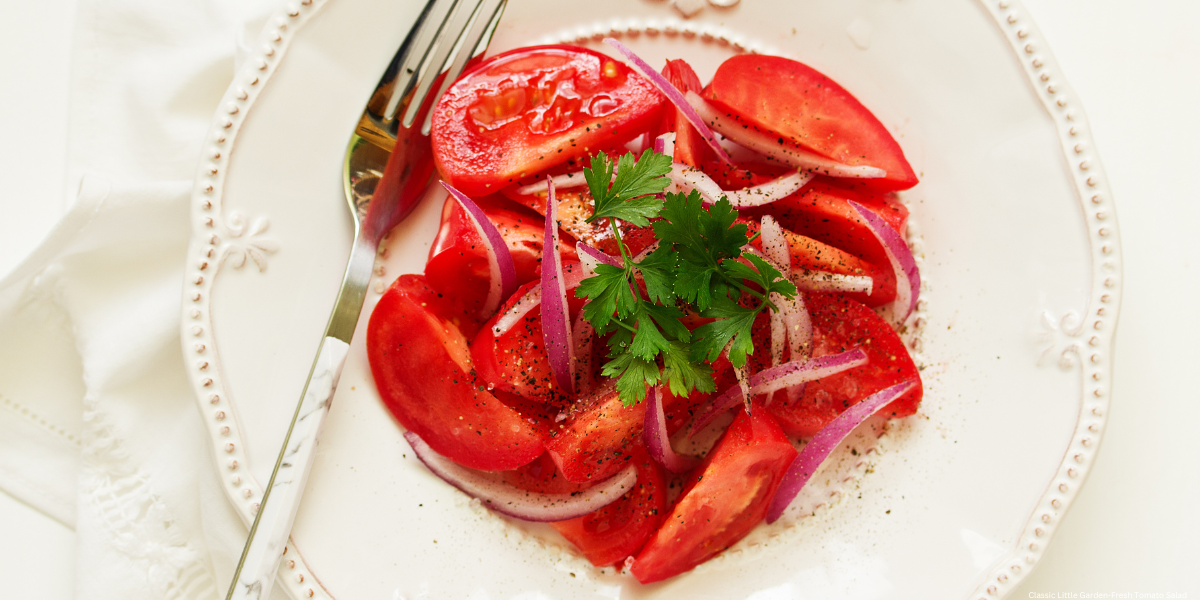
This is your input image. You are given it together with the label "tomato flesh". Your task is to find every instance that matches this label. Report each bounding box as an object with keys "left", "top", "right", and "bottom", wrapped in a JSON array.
[
  {"left": 367, "top": 275, "right": 544, "bottom": 470},
  {"left": 767, "top": 293, "right": 923, "bottom": 437},
  {"left": 432, "top": 45, "right": 666, "bottom": 197},
  {"left": 705, "top": 54, "right": 918, "bottom": 191},
  {"left": 425, "top": 193, "right": 577, "bottom": 327},
  {"left": 631, "top": 406, "right": 797, "bottom": 583},
  {"left": 651, "top": 59, "right": 710, "bottom": 168},
  {"left": 551, "top": 444, "right": 667, "bottom": 567}
]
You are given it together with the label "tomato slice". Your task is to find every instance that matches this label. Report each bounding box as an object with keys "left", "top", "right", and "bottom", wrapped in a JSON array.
[
  {"left": 705, "top": 54, "right": 918, "bottom": 191},
  {"left": 649, "top": 58, "right": 711, "bottom": 168},
  {"left": 367, "top": 274, "right": 544, "bottom": 471},
  {"left": 745, "top": 179, "right": 908, "bottom": 271},
  {"left": 470, "top": 279, "right": 587, "bottom": 405},
  {"left": 767, "top": 293, "right": 923, "bottom": 437},
  {"left": 745, "top": 216, "right": 895, "bottom": 307},
  {"left": 546, "top": 382, "right": 705, "bottom": 483},
  {"left": 432, "top": 45, "right": 666, "bottom": 197},
  {"left": 631, "top": 406, "right": 797, "bottom": 583},
  {"left": 425, "top": 193, "right": 577, "bottom": 328},
  {"left": 551, "top": 443, "right": 667, "bottom": 567},
  {"left": 502, "top": 185, "right": 657, "bottom": 258}
]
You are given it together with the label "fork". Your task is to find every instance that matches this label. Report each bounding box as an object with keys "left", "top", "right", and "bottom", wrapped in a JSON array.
[{"left": 224, "top": 1, "right": 507, "bottom": 598}]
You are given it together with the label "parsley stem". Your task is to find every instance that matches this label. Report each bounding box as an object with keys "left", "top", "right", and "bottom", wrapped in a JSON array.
[
  {"left": 609, "top": 218, "right": 633, "bottom": 265},
  {"left": 722, "top": 275, "right": 780, "bottom": 312}
]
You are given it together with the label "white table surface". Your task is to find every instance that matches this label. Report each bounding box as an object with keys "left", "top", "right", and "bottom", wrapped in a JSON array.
[{"left": 1, "top": 0, "right": 1196, "bottom": 597}]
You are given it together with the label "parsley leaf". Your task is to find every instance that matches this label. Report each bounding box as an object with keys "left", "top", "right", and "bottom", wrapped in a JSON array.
[
  {"left": 585, "top": 151, "right": 673, "bottom": 227},
  {"left": 577, "top": 263, "right": 636, "bottom": 333}
]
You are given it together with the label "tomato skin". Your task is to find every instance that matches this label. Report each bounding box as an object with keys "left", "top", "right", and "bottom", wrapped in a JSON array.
[
  {"left": 551, "top": 444, "right": 667, "bottom": 567},
  {"left": 631, "top": 406, "right": 797, "bottom": 583},
  {"left": 767, "top": 293, "right": 923, "bottom": 437},
  {"left": 367, "top": 275, "right": 544, "bottom": 471},
  {"left": 745, "top": 179, "right": 908, "bottom": 273},
  {"left": 432, "top": 45, "right": 666, "bottom": 197},
  {"left": 425, "top": 193, "right": 577, "bottom": 328},
  {"left": 705, "top": 54, "right": 918, "bottom": 191}
]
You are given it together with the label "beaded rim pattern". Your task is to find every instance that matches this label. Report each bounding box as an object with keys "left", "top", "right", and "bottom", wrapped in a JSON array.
[
  {"left": 181, "top": 1, "right": 332, "bottom": 599},
  {"left": 182, "top": 1, "right": 1121, "bottom": 599},
  {"left": 964, "top": 2, "right": 1121, "bottom": 598}
]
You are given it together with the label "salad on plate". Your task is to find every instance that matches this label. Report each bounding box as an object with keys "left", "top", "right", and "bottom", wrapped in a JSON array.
[{"left": 366, "top": 39, "right": 923, "bottom": 584}]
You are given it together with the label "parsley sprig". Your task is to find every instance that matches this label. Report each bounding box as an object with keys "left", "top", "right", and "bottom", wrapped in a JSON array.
[{"left": 574, "top": 150, "right": 798, "bottom": 405}]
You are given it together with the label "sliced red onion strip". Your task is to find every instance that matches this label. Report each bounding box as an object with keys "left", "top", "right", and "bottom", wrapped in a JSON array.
[
  {"left": 514, "top": 170, "right": 589, "bottom": 196},
  {"left": 691, "top": 349, "right": 869, "bottom": 435},
  {"left": 632, "top": 240, "right": 661, "bottom": 263},
  {"left": 541, "top": 178, "right": 576, "bottom": 396},
  {"left": 605, "top": 38, "right": 734, "bottom": 165},
  {"left": 732, "top": 357, "right": 752, "bottom": 414},
  {"left": 624, "top": 132, "right": 650, "bottom": 154},
  {"left": 405, "top": 431, "right": 637, "bottom": 522},
  {"left": 848, "top": 200, "right": 920, "bottom": 327},
  {"left": 670, "top": 163, "right": 813, "bottom": 208},
  {"left": 792, "top": 271, "right": 874, "bottom": 294},
  {"left": 441, "top": 182, "right": 518, "bottom": 317},
  {"left": 757, "top": 217, "right": 813, "bottom": 385},
  {"left": 492, "top": 286, "right": 542, "bottom": 337},
  {"left": 654, "top": 132, "right": 676, "bottom": 160},
  {"left": 766, "top": 379, "right": 918, "bottom": 523},
  {"left": 643, "top": 387, "right": 700, "bottom": 473},
  {"left": 576, "top": 241, "right": 621, "bottom": 272},
  {"left": 685, "top": 91, "right": 887, "bottom": 180}
]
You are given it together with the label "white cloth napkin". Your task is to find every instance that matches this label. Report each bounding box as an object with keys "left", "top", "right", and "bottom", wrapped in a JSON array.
[{"left": 0, "top": 0, "right": 286, "bottom": 598}]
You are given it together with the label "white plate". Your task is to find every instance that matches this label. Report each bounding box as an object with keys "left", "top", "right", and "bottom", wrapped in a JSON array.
[{"left": 182, "top": 0, "right": 1122, "bottom": 598}]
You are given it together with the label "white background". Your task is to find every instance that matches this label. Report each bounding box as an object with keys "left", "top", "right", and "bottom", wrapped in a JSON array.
[{"left": 0, "top": 0, "right": 1196, "bottom": 597}]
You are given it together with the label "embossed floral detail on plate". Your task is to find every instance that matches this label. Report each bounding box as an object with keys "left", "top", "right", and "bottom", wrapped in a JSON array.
[
  {"left": 219, "top": 211, "right": 280, "bottom": 272},
  {"left": 1037, "top": 310, "right": 1085, "bottom": 369}
]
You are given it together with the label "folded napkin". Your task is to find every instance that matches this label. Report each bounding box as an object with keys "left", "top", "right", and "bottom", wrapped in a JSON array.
[{"left": 0, "top": 0, "right": 286, "bottom": 598}]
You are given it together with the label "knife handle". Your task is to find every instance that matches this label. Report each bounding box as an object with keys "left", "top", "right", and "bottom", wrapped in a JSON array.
[
  {"left": 226, "top": 232, "right": 375, "bottom": 600},
  {"left": 228, "top": 335, "right": 350, "bottom": 600}
]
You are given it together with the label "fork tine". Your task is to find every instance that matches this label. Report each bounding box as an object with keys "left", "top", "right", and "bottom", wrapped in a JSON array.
[
  {"left": 385, "top": 0, "right": 463, "bottom": 121},
  {"left": 401, "top": 0, "right": 487, "bottom": 128},
  {"left": 417, "top": 0, "right": 508, "bottom": 135}
]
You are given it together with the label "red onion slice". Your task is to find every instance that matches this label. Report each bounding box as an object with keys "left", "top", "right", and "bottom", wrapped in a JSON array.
[
  {"left": 441, "top": 182, "right": 519, "bottom": 317},
  {"left": 491, "top": 286, "right": 542, "bottom": 337},
  {"left": 758, "top": 216, "right": 813, "bottom": 372},
  {"left": 792, "top": 271, "right": 874, "bottom": 294},
  {"left": 766, "top": 379, "right": 918, "bottom": 523},
  {"left": 605, "top": 38, "right": 734, "bottom": 165},
  {"left": 691, "top": 349, "right": 869, "bottom": 435},
  {"left": 643, "top": 387, "right": 700, "bottom": 473},
  {"left": 685, "top": 91, "right": 887, "bottom": 180},
  {"left": 405, "top": 431, "right": 638, "bottom": 522},
  {"left": 653, "top": 132, "right": 676, "bottom": 160},
  {"left": 576, "top": 241, "right": 621, "bottom": 272},
  {"left": 541, "top": 178, "right": 575, "bottom": 396},
  {"left": 514, "top": 170, "right": 589, "bottom": 195},
  {"left": 848, "top": 200, "right": 920, "bottom": 327},
  {"left": 670, "top": 163, "right": 812, "bottom": 208}
]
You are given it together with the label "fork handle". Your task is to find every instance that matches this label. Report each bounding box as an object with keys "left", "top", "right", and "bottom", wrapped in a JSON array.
[{"left": 226, "top": 232, "right": 376, "bottom": 600}]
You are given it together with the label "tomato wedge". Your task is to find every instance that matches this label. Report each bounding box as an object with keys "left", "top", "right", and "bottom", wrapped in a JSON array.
[
  {"left": 745, "top": 215, "right": 895, "bottom": 307},
  {"left": 631, "top": 406, "right": 797, "bottom": 583},
  {"left": 767, "top": 293, "right": 923, "bottom": 437},
  {"left": 744, "top": 179, "right": 908, "bottom": 272},
  {"left": 432, "top": 45, "right": 666, "bottom": 197},
  {"left": 502, "top": 185, "right": 658, "bottom": 258},
  {"left": 547, "top": 383, "right": 705, "bottom": 483},
  {"left": 651, "top": 58, "right": 711, "bottom": 168},
  {"left": 471, "top": 279, "right": 586, "bottom": 405},
  {"left": 551, "top": 443, "right": 667, "bottom": 567},
  {"left": 367, "top": 275, "right": 543, "bottom": 471},
  {"left": 425, "top": 193, "right": 577, "bottom": 330},
  {"left": 705, "top": 54, "right": 918, "bottom": 191}
]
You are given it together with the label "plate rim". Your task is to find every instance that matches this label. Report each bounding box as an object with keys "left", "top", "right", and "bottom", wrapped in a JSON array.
[{"left": 179, "top": 1, "right": 1123, "bottom": 598}]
